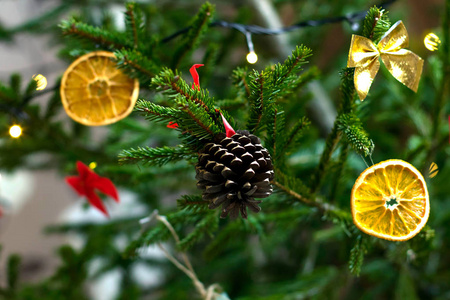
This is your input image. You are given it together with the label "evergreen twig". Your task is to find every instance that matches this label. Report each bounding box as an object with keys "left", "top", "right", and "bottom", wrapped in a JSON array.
[
  {"left": 171, "top": 2, "right": 215, "bottom": 69},
  {"left": 125, "top": 3, "right": 139, "bottom": 49},
  {"left": 60, "top": 19, "right": 130, "bottom": 49},
  {"left": 118, "top": 145, "right": 194, "bottom": 166},
  {"left": 349, "top": 234, "right": 369, "bottom": 276},
  {"left": 277, "top": 116, "right": 310, "bottom": 160},
  {"left": 115, "top": 49, "right": 160, "bottom": 83},
  {"left": 272, "top": 180, "right": 350, "bottom": 221},
  {"left": 329, "top": 144, "right": 349, "bottom": 202}
]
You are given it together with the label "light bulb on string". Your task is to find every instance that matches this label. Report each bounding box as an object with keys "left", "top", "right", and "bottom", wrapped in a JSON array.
[
  {"left": 245, "top": 31, "right": 258, "bottom": 64},
  {"left": 9, "top": 125, "right": 22, "bottom": 138},
  {"left": 246, "top": 51, "right": 258, "bottom": 64},
  {"left": 424, "top": 33, "right": 440, "bottom": 51}
]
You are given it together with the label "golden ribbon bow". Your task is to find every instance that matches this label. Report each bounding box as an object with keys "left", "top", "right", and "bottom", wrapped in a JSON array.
[{"left": 347, "top": 21, "right": 424, "bottom": 101}]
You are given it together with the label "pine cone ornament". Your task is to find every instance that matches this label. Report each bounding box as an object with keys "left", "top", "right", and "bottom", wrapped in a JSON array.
[{"left": 196, "top": 130, "right": 274, "bottom": 219}]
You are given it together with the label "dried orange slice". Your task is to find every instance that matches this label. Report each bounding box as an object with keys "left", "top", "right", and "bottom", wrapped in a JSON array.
[
  {"left": 351, "top": 159, "right": 429, "bottom": 241},
  {"left": 60, "top": 51, "right": 139, "bottom": 126}
]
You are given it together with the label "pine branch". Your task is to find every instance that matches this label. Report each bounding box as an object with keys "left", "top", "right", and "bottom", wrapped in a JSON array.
[
  {"left": 178, "top": 212, "right": 218, "bottom": 251},
  {"left": 273, "top": 45, "right": 313, "bottom": 99},
  {"left": 118, "top": 145, "right": 195, "bottom": 166},
  {"left": 115, "top": 49, "right": 160, "bottom": 84},
  {"left": 362, "top": 7, "right": 391, "bottom": 43},
  {"left": 349, "top": 234, "right": 369, "bottom": 276},
  {"left": 265, "top": 105, "right": 285, "bottom": 161},
  {"left": 177, "top": 195, "right": 210, "bottom": 214},
  {"left": 185, "top": 108, "right": 215, "bottom": 139},
  {"left": 293, "top": 66, "right": 321, "bottom": 92},
  {"left": 271, "top": 170, "right": 351, "bottom": 220},
  {"left": 310, "top": 125, "right": 340, "bottom": 193},
  {"left": 171, "top": 2, "right": 215, "bottom": 68},
  {"left": 246, "top": 70, "right": 266, "bottom": 133},
  {"left": 152, "top": 68, "right": 215, "bottom": 112},
  {"left": 337, "top": 114, "right": 374, "bottom": 157},
  {"left": 204, "top": 220, "right": 250, "bottom": 259},
  {"left": 272, "top": 180, "right": 349, "bottom": 218},
  {"left": 201, "top": 43, "right": 220, "bottom": 87},
  {"left": 231, "top": 67, "right": 251, "bottom": 98},
  {"left": 134, "top": 99, "right": 179, "bottom": 124},
  {"left": 339, "top": 68, "right": 356, "bottom": 115},
  {"left": 329, "top": 144, "right": 349, "bottom": 202},
  {"left": 125, "top": 2, "right": 140, "bottom": 49},
  {"left": 277, "top": 116, "right": 310, "bottom": 160},
  {"left": 171, "top": 94, "right": 219, "bottom": 139},
  {"left": 150, "top": 68, "right": 222, "bottom": 140},
  {"left": 60, "top": 19, "right": 131, "bottom": 49},
  {"left": 246, "top": 45, "right": 312, "bottom": 134}
]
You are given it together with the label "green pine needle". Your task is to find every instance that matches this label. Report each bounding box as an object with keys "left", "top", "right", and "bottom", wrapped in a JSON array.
[
  {"left": 171, "top": 2, "right": 215, "bottom": 68},
  {"left": 119, "top": 145, "right": 195, "bottom": 166},
  {"left": 60, "top": 18, "right": 131, "bottom": 49},
  {"left": 362, "top": 7, "right": 391, "bottom": 43},
  {"left": 337, "top": 114, "right": 374, "bottom": 157},
  {"left": 115, "top": 49, "right": 160, "bottom": 84},
  {"left": 349, "top": 234, "right": 369, "bottom": 276},
  {"left": 246, "top": 45, "right": 312, "bottom": 134}
]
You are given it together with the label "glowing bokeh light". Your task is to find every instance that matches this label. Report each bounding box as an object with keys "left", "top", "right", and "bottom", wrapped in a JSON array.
[
  {"left": 424, "top": 33, "right": 440, "bottom": 51},
  {"left": 89, "top": 162, "right": 97, "bottom": 169},
  {"left": 32, "top": 74, "right": 48, "bottom": 90},
  {"left": 246, "top": 51, "right": 258, "bottom": 64},
  {"left": 9, "top": 125, "right": 22, "bottom": 138}
]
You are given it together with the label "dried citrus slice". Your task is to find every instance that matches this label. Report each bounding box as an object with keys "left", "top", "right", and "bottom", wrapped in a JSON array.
[
  {"left": 351, "top": 159, "right": 429, "bottom": 241},
  {"left": 60, "top": 51, "right": 139, "bottom": 126}
]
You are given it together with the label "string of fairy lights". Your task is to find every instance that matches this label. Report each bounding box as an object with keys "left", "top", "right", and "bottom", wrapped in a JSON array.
[
  {"left": 163, "top": 0, "right": 398, "bottom": 64},
  {"left": 3, "top": 0, "right": 443, "bottom": 140}
]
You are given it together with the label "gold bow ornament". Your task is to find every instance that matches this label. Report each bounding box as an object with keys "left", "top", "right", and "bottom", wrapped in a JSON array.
[{"left": 347, "top": 21, "right": 424, "bottom": 101}]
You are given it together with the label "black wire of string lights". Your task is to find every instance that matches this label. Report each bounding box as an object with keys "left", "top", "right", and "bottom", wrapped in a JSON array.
[{"left": 162, "top": 0, "right": 396, "bottom": 63}]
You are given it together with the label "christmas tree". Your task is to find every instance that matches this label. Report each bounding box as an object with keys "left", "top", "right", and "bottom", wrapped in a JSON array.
[{"left": 0, "top": 0, "right": 449, "bottom": 299}]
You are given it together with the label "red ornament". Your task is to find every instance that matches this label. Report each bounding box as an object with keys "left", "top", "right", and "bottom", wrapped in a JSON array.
[
  {"left": 189, "top": 64, "right": 204, "bottom": 91},
  {"left": 167, "top": 64, "right": 204, "bottom": 129},
  {"left": 220, "top": 113, "right": 236, "bottom": 138},
  {"left": 167, "top": 121, "right": 178, "bottom": 129},
  {"left": 66, "top": 161, "right": 119, "bottom": 217}
]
